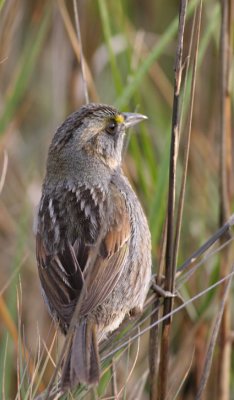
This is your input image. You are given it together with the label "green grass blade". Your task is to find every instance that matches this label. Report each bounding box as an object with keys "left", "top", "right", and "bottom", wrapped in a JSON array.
[
  {"left": 0, "top": 0, "right": 5, "bottom": 12},
  {"left": 115, "top": 0, "right": 202, "bottom": 109},
  {"left": 97, "top": 0, "right": 123, "bottom": 95},
  {"left": 0, "top": 6, "right": 51, "bottom": 135}
]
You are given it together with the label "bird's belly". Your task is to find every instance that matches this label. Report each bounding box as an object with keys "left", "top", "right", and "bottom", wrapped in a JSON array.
[{"left": 93, "top": 251, "right": 151, "bottom": 338}]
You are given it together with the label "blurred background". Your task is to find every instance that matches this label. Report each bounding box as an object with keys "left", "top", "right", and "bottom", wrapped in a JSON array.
[{"left": 0, "top": 0, "right": 233, "bottom": 399}]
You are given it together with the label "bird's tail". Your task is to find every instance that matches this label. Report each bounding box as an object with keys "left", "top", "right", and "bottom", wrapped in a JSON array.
[{"left": 61, "top": 320, "right": 100, "bottom": 390}]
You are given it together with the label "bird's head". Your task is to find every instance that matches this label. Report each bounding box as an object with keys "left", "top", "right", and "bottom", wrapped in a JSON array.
[{"left": 47, "top": 103, "right": 147, "bottom": 176}]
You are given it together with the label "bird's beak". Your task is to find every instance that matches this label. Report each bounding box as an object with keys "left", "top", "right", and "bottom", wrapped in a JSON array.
[{"left": 123, "top": 112, "right": 148, "bottom": 129}]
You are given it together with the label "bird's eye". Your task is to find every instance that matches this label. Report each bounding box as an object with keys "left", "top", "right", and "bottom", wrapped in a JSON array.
[{"left": 106, "top": 120, "right": 118, "bottom": 135}]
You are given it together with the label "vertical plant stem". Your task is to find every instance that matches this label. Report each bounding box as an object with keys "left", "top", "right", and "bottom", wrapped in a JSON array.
[
  {"left": 149, "top": 219, "right": 167, "bottom": 400},
  {"left": 219, "top": 0, "right": 232, "bottom": 224},
  {"left": 57, "top": 0, "right": 98, "bottom": 101},
  {"left": 195, "top": 267, "right": 233, "bottom": 400},
  {"left": 72, "top": 0, "right": 89, "bottom": 104},
  {"left": 149, "top": 297, "right": 160, "bottom": 400},
  {"left": 173, "top": 2, "right": 202, "bottom": 270},
  {"left": 157, "top": 1, "right": 187, "bottom": 399},
  {"left": 163, "top": 0, "right": 188, "bottom": 320},
  {"left": 111, "top": 359, "right": 118, "bottom": 397},
  {"left": 97, "top": 0, "right": 123, "bottom": 95},
  {"left": 217, "top": 0, "right": 233, "bottom": 399}
]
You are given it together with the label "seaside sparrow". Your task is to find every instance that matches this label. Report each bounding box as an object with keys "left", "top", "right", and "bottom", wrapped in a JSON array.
[{"left": 35, "top": 103, "right": 151, "bottom": 390}]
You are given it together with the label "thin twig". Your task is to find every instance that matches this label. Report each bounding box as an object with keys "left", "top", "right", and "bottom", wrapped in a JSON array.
[
  {"left": 177, "top": 214, "right": 234, "bottom": 274},
  {"left": 219, "top": 0, "right": 232, "bottom": 224},
  {"left": 177, "top": 236, "right": 234, "bottom": 289},
  {"left": 158, "top": 1, "right": 188, "bottom": 398},
  {"left": 195, "top": 266, "right": 234, "bottom": 400},
  {"left": 149, "top": 218, "right": 167, "bottom": 400},
  {"left": 116, "top": 331, "right": 140, "bottom": 399},
  {"left": 173, "top": 1, "right": 202, "bottom": 269},
  {"left": 149, "top": 297, "right": 160, "bottom": 400},
  {"left": 163, "top": 0, "right": 187, "bottom": 307},
  {"left": 217, "top": 0, "right": 233, "bottom": 398},
  {"left": 72, "top": 0, "right": 89, "bottom": 104},
  {"left": 57, "top": 0, "right": 98, "bottom": 102}
]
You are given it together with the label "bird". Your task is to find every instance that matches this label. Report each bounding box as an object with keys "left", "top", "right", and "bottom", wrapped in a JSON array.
[{"left": 35, "top": 103, "right": 151, "bottom": 390}]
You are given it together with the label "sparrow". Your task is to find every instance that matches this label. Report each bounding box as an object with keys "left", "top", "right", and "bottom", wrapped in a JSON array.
[{"left": 35, "top": 103, "right": 151, "bottom": 390}]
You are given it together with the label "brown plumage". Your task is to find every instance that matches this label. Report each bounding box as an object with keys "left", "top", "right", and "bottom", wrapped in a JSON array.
[{"left": 35, "top": 103, "right": 151, "bottom": 390}]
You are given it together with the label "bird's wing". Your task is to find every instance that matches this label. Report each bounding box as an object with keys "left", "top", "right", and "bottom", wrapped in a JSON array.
[
  {"left": 36, "top": 183, "right": 131, "bottom": 328},
  {"left": 81, "top": 184, "right": 131, "bottom": 315},
  {"left": 36, "top": 235, "right": 84, "bottom": 328}
]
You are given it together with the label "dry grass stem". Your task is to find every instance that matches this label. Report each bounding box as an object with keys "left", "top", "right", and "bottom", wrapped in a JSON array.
[
  {"left": 57, "top": 0, "right": 98, "bottom": 102},
  {"left": 72, "top": 0, "right": 89, "bottom": 104},
  {"left": 195, "top": 267, "right": 233, "bottom": 400},
  {"left": 158, "top": 1, "right": 188, "bottom": 398},
  {"left": 217, "top": 1, "right": 233, "bottom": 398}
]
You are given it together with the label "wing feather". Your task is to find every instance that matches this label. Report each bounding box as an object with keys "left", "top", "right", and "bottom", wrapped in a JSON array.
[{"left": 36, "top": 182, "right": 131, "bottom": 329}]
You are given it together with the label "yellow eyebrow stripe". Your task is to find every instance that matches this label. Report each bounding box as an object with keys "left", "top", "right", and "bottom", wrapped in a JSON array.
[{"left": 114, "top": 114, "right": 124, "bottom": 124}]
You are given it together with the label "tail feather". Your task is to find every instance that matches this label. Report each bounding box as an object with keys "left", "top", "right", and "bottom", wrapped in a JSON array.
[{"left": 61, "top": 320, "right": 100, "bottom": 390}]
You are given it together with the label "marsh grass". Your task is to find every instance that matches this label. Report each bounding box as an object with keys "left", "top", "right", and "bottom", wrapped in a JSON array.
[{"left": 0, "top": 0, "right": 233, "bottom": 399}]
